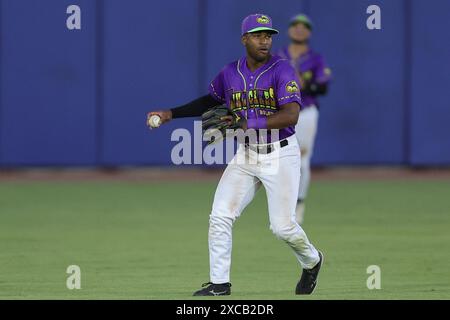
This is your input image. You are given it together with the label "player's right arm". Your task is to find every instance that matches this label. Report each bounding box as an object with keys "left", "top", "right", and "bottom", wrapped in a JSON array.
[
  {"left": 147, "top": 94, "right": 222, "bottom": 126},
  {"left": 147, "top": 69, "right": 226, "bottom": 127}
]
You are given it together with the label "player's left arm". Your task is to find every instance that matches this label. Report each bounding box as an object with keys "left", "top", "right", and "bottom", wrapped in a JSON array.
[
  {"left": 265, "top": 102, "right": 300, "bottom": 129},
  {"left": 242, "top": 63, "right": 302, "bottom": 130},
  {"left": 222, "top": 102, "right": 299, "bottom": 130},
  {"left": 261, "top": 61, "right": 301, "bottom": 129}
]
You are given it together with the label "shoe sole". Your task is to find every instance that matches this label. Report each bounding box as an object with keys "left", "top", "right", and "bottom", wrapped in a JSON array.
[
  {"left": 193, "top": 293, "right": 230, "bottom": 296},
  {"left": 193, "top": 290, "right": 231, "bottom": 296}
]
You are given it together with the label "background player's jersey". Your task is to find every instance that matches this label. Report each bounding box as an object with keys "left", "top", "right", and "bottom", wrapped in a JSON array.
[
  {"left": 209, "top": 55, "right": 302, "bottom": 142},
  {"left": 278, "top": 47, "right": 331, "bottom": 109}
]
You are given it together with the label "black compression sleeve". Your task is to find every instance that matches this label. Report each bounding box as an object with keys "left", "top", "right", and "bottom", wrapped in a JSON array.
[{"left": 170, "top": 94, "right": 222, "bottom": 119}]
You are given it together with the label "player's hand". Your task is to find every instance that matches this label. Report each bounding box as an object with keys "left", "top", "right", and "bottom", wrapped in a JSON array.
[
  {"left": 220, "top": 115, "right": 247, "bottom": 130},
  {"left": 147, "top": 110, "right": 172, "bottom": 127}
]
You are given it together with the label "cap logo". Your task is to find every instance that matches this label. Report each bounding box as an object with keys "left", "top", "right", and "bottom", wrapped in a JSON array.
[
  {"left": 286, "top": 80, "right": 300, "bottom": 93},
  {"left": 257, "top": 15, "right": 270, "bottom": 24}
]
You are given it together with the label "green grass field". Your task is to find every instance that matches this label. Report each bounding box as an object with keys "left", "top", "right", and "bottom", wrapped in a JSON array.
[{"left": 0, "top": 179, "right": 449, "bottom": 299}]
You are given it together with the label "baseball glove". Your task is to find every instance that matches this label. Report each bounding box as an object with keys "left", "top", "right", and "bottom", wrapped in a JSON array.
[{"left": 202, "top": 105, "right": 245, "bottom": 144}]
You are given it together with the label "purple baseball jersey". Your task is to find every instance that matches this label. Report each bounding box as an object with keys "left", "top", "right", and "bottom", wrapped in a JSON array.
[
  {"left": 209, "top": 55, "right": 302, "bottom": 142},
  {"left": 278, "top": 47, "right": 331, "bottom": 109}
]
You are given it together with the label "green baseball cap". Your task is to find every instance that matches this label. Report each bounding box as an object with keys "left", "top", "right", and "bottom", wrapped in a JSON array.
[{"left": 289, "top": 14, "right": 313, "bottom": 30}]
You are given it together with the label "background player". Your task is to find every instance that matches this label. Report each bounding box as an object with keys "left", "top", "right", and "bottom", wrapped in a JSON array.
[
  {"left": 148, "top": 14, "right": 322, "bottom": 296},
  {"left": 278, "top": 14, "right": 332, "bottom": 224}
]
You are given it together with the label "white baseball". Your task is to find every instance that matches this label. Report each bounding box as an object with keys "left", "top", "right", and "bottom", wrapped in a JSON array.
[{"left": 149, "top": 115, "right": 161, "bottom": 128}]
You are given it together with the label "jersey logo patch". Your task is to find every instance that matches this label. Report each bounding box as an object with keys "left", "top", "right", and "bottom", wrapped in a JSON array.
[
  {"left": 285, "top": 80, "right": 300, "bottom": 93},
  {"left": 257, "top": 15, "right": 270, "bottom": 24}
]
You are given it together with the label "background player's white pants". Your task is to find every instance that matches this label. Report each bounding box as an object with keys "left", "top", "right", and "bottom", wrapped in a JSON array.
[
  {"left": 208, "top": 135, "right": 320, "bottom": 284},
  {"left": 295, "top": 106, "right": 319, "bottom": 201}
]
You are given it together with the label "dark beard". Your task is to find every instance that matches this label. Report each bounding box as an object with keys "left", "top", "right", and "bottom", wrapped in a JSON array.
[
  {"left": 254, "top": 53, "right": 270, "bottom": 63},
  {"left": 248, "top": 49, "right": 271, "bottom": 63}
]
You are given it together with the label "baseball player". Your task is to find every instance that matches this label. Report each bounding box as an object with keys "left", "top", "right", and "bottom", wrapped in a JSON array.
[
  {"left": 278, "top": 14, "right": 332, "bottom": 224},
  {"left": 148, "top": 14, "right": 322, "bottom": 296}
]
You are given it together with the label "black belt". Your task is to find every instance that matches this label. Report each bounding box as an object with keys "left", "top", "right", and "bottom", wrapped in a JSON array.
[{"left": 245, "top": 139, "right": 289, "bottom": 154}]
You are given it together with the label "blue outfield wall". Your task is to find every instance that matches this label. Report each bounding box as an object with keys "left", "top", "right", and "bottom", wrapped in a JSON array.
[
  {"left": 0, "top": 0, "right": 98, "bottom": 165},
  {"left": 308, "top": 0, "right": 407, "bottom": 165},
  {"left": 100, "top": 0, "right": 201, "bottom": 166},
  {"left": 0, "top": 0, "right": 449, "bottom": 166},
  {"left": 410, "top": 0, "right": 450, "bottom": 165}
]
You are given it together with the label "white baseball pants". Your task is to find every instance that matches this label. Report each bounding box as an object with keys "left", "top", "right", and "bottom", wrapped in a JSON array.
[
  {"left": 208, "top": 134, "right": 320, "bottom": 284},
  {"left": 295, "top": 106, "right": 319, "bottom": 201}
]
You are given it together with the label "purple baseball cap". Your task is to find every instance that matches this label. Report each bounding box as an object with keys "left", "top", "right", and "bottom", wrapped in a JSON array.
[{"left": 241, "top": 14, "right": 279, "bottom": 36}]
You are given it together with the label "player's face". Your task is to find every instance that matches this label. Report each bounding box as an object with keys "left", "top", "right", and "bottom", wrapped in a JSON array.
[
  {"left": 288, "top": 23, "right": 311, "bottom": 43},
  {"left": 242, "top": 31, "right": 273, "bottom": 62}
]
